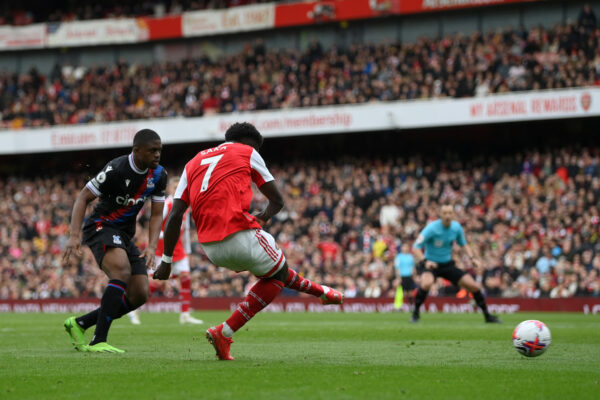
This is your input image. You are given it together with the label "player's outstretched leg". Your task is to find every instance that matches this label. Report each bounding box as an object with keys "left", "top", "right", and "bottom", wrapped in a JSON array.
[
  {"left": 73, "top": 283, "right": 138, "bottom": 329},
  {"left": 85, "top": 257, "right": 150, "bottom": 352},
  {"left": 179, "top": 273, "right": 203, "bottom": 324},
  {"left": 67, "top": 300, "right": 128, "bottom": 351},
  {"left": 206, "top": 278, "right": 285, "bottom": 360},
  {"left": 285, "top": 268, "right": 343, "bottom": 304},
  {"left": 86, "top": 285, "right": 143, "bottom": 352},
  {"left": 67, "top": 291, "right": 134, "bottom": 349},
  {"left": 87, "top": 279, "right": 129, "bottom": 351}
]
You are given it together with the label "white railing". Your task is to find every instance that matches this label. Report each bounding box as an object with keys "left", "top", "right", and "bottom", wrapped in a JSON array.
[{"left": 1, "top": 87, "right": 598, "bottom": 154}]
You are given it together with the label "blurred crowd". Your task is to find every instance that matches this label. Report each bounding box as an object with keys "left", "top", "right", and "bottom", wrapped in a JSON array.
[
  {"left": 1, "top": 18, "right": 600, "bottom": 129},
  {"left": 1, "top": 147, "right": 599, "bottom": 300},
  {"left": 0, "top": 0, "right": 276, "bottom": 25}
]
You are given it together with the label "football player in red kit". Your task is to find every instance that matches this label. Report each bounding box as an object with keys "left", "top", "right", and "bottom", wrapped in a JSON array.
[{"left": 154, "top": 122, "right": 343, "bottom": 360}]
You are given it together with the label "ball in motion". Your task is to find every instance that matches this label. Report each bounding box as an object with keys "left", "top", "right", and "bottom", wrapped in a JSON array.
[{"left": 512, "top": 320, "right": 551, "bottom": 357}]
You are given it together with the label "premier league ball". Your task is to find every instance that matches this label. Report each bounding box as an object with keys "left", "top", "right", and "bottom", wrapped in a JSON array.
[{"left": 512, "top": 320, "right": 552, "bottom": 357}]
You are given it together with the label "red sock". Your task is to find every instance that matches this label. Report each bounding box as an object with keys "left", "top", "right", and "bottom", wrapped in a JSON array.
[
  {"left": 225, "top": 278, "right": 284, "bottom": 332},
  {"left": 180, "top": 275, "right": 191, "bottom": 313},
  {"left": 285, "top": 269, "right": 324, "bottom": 298}
]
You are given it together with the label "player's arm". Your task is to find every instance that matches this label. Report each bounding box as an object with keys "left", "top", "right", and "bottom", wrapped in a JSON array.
[
  {"left": 250, "top": 148, "right": 283, "bottom": 225},
  {"left": 153, "top": 199, "right": 187, "bottom": 280},
  {"left": 62, "top": 186, "right": 97, "bottom": 265},
  {"left": 63, "top": 161, "right": 114, "bottom": 265},
  {"left": 413, "top": 225, "right": 436, "bottom": 269},
  {"left": 144, "top": 169, "right": 168, "bottom": 270},
  {"left": 154, "top": 168, "right": 187, "bottom": 280},
  {"left": 254, "top": 181, "right": 284, "bottom": 225},
  {"left": 413, "top": 239, "right": 436, "bottom": 269},
  {"left": 412, "top": 243, "right": 425, "bottom": 263},
  {"left": 142, "top": 200, "right": 165, "bottom": 270},
  {"left": 181, "top": 212, "right": 192, "bottom": 254},
  {"left": 460, "top": 242, "right": 481, "bottom": 267}
]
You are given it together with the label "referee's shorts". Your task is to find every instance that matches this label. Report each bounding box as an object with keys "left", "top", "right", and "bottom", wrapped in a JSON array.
[{"left": 417, "top": 259, "right": 466, "bottom": 286}]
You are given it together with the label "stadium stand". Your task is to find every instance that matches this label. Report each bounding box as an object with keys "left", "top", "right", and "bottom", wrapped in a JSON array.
[
  {"left": 0, "top": 2, "right": 598, "bottom": 303},
  {"left": 1, "top": 146, "right": 599, "bottom": 300},
  {"left": 1, "top": 20, "right": 598, "bottom": 129}
]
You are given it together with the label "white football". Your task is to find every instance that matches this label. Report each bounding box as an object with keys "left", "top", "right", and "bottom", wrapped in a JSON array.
[{"left": 512, "top": 320, "right": 552, "bottom": 357}]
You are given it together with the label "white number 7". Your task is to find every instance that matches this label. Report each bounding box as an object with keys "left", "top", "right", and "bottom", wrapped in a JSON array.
[{"left": 200, "top": 155, "right": 223, "bottom": 192}]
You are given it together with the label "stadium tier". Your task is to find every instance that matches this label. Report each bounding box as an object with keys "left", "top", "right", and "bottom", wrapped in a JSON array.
[{"left": 0, "top": 20, "right": 599, "bottom": 129}]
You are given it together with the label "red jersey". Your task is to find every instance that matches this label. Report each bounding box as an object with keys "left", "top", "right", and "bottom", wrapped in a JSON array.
[
  {"left": 175, "top": 142, "right": 274, "bottom": 243},
  {"left": 155, "top": 196, "right": 190, "bottom": 262}
]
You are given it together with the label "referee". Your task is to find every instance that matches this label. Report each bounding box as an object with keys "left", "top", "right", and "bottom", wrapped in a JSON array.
[{"left": 411, "top": 205, "right": 501, "bottom": 323}]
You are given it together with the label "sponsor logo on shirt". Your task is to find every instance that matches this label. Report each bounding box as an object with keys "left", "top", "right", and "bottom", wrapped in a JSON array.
[{"left": 116, "top": 194, "right": 146, "bottom": 206}]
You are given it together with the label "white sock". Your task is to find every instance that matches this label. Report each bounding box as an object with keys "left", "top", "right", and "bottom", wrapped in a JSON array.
[{"left": 221, "top": 322, "right": 234, "bottom": 338}]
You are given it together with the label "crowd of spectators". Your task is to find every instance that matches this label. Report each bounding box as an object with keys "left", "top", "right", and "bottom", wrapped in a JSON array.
[
  {"left": 1, "top": 18, "right": 599, "bottom": 129},
  {"left": 1, "top": 147, "right": 599, "bottom": 301},
  {"left": 0, "top": 0, "right": 276, "bottom": 25}
]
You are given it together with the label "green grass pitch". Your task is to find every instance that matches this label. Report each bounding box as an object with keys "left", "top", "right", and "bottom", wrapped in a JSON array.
[{"left": 0, "top": 311, "right": 599, "bottom": 399}]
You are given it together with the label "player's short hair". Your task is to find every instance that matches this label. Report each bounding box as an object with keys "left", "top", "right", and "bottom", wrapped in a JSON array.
[
  {"left": 440, "top": 204, "right": 454, "bottom": 213},
  {"left": 133, "top": 129, "right": 161, "bottom": 147},
  {"left": 224, "top": 122, "right": 264, "bottom": 149}
]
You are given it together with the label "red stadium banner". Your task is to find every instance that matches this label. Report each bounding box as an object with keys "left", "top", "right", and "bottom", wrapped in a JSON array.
[
  {"left": 139, "top": 15, "right": 182, "bottom": 41},
  {"left": 273, "top": 0, "right": 542, "bottom": 28},
  {"left": 274, "top": 0, "right": 400, "bottom": 28},
  {"left": 1, "top": 297, "right": 599, "bottom": 313},
  {"left": 399, "top": 0, "right": 541, "bottom": 14}
]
